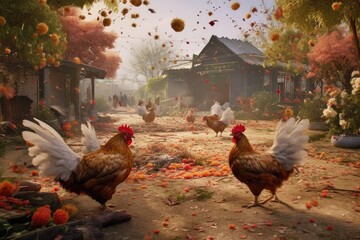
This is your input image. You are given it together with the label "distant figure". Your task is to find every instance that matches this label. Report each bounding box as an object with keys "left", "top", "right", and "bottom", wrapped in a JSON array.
[
  {"left": 119, "top": 92, "right": 123, "bottom": 106},
  {"left": 155, "top": 96, "right": 161, "bottom": 116},
  {"left": 113, "top": 94, "right": 119, "bottom": 108},
  {"left": 146, "top": 98, "right": 153, "bottom": 110},
  {"left": 123, "top": 94, "right": 128, "bottom": 107}
]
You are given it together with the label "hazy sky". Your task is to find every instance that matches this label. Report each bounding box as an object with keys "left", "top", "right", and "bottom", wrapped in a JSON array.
[{"left": 88, "top": 0, "right": 275, "bottom": 79}]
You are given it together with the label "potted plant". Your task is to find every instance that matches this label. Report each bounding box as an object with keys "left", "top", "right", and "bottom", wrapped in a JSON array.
[
  {"left": 298, "top": 95, "right": 328, "bottom": 131},
  {"left": 322, "top": 71, "right": 360, "bottom": 148}
]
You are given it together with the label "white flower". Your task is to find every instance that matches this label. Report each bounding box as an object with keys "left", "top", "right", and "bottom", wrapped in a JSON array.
[
  {"left": 339, "top": 119, "right": 347, "bottom": 129},
  {"left": 340, "top": 91, "right": 347, "bottom": 98},
  {"left": 352, "top": 89, "right": 357, "bottom": 95},
  {"left": 323, "top": 107, "right": 337, "bottom": 118},
  {"left": 351, "top": 71, "right": 359, "bottom": 78},
  {"left": 327, "top": 97, "right": 337, "bottom": 107}
]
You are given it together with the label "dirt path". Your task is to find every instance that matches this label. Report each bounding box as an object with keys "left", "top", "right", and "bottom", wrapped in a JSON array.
[{"left": 1, "top": 108, "right": 360, "bottom": 240}]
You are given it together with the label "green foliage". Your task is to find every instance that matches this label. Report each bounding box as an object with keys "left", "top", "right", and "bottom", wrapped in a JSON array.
[
  {"left": 263, "top": 28, "right": 311, "bottom": 73},
  {"left": 36, "top": 105, "right": 56, "bottom": 121},
  {"left": 0, "top": 1, "right": 66, "bottom": 68},
  {"left": 252, "top": 91, "right": 280, "bottom": 119},
  {"left": 95, "top": 97, "right": 110, "bottom": 112},
  {"left": 146, "top": 76, "right": 167, "bottom": 98},
  {"left": 298, "top": 96, "right": 326, "bottom": 122},
  {"left": 276, "top": 0, "right": 359, "bottom": 32},
  {"left": 195, "top": 188, "right": 213, "bottom": 201}
]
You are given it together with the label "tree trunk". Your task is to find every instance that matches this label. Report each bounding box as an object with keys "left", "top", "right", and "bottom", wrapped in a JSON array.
[{"left": 349, "top": 17, "right": 360, "bottom": 70}]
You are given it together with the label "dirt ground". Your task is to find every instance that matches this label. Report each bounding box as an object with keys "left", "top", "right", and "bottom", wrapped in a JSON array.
[{"left": 1, "top": 107, "right": 360, "bottom": 240}]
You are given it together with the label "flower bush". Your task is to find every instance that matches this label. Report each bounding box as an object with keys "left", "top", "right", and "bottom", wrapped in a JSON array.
[{"left": 322, "top": 71, "right": 360, "bottom": 135}]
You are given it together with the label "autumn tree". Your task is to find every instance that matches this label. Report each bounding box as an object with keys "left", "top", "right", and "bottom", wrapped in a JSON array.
[
  {"left": 60, "top": 8, "right": 121, "bottom": 78},
  {"left": 307, "top": 29, "right": 358, "bottom": 91},
  {"left": 275, "top": 0, "right": 360, "bottom": 69},
  {"left": 129, "top": 40, "right": 177, "bottom": 80}
]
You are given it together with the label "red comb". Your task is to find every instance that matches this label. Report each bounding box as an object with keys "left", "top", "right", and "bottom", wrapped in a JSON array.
[
  {"left": 231, "top": 124, "right": 246, "bottom": 134},
  {"left": 118, "top": 124, "right": 134, "bottom": 135}
]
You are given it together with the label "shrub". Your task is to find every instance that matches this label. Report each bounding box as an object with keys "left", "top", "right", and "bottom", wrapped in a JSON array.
[
  {"left": 298, "top": 96, "right": 325, "bottom": 122},
  {"left": 95, "top": 97, "right": 110, "bottom": 112},
  {"left": 252, "top": 92, "right": 279, "bottom": 119}
]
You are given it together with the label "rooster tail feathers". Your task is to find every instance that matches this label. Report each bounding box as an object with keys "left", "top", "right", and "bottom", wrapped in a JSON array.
[
  {"left": 268, "top": 118, "right": 310, "bottom": 171},
  {"left": 22, "top": 118, "right": 80, "bottom": 181},
  {"left": 137, "top": 104, "right": 147, "bottom": 117},
  {"left": 81, "top": 121, "right": 100, "bottom": 154},
  {"left": 210, "top": 101, "right": 223, "bottom": 116},
  {"left": 219, "top": 107, "right": 234, "bottom": 125}
]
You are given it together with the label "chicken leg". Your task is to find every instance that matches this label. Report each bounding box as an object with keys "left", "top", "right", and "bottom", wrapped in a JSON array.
[{"left": 260, "top": 194, "right": 282, "bottom": 205}]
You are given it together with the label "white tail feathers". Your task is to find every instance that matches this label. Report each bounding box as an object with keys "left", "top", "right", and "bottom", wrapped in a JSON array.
[
  {"left": 210, "top": 101, "right": 223, "bottom": 116},
  {"left": 137, "top": 104, "right": 147, "bottom": 117},
  {"left": 268, "top": 118, "right": 310, "bottom": 171},
  {"left": 219, "top": 107, "right": 234, "bottom": 125},
  {"left": 81, "top": 121, "right": 100, "bottom": 154},
  {"left": 22, "top": 118, "right": 80, "bottom": 181}
]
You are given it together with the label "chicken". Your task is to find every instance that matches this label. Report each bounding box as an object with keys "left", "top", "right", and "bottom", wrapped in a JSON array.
[
  {"left": 229, "top": 118, "right": 309, "bottom": 208},
  {"left": 22, "top": 118, "right": 134, "bottom": 209},
  {"left": 186, "top": 108, "right": 196, "bottom": 124},
  {"left": 203, "top": 107, "right": 234, "bottom": 136},
  {"left": 137, "top": 104, "right": 155, "bottom": 123}
]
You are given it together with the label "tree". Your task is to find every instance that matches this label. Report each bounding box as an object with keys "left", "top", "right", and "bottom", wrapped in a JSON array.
[
  {"left": 60, "top": 8, "right": 121, "bottom": 78},
  {"left": 129, "top": 40, "right": 177, "bottom": 80},
  {"left": 0, "top": 1, "right": 66, "bottom": 69},
  {"left": 307, "top": 29, "right": 358, "bottom": 91},
  {"left": 0, "top": 0, "right": 120, "bottom": 71},
  {"left": 262, "top": 27, "right": 312, "bottom": 73},
  {"left": 275, "top": 0, "right": 360, "bottom": 69}
]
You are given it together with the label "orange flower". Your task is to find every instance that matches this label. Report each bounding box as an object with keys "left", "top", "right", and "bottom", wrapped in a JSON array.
[
  {"left": 231, "top": 2, "right": 240, "bottom": 11},
  {"left": 331, "top": 2, "right": 341, "bottom": 11},
  {"left": 4, "top": 48, "right": 11, "bottom": 55},
  {"left": 54, "top": 61, "right": 60, "bottom": 67},
  {"left": 270, "top": 33, "right": 280, "bottom": 41},
  {"left": 0, "top": 181, "right": 18, "bottom": 197},
  {"left": 171, "top": 18, "right": 185, "bottom": 32},
  {"left": 53, "top": 209, "right": 69, "bottom": 225},
  {"left": 0, "top": 16, "right": 6, "bottom": 27},
  {"left": 37, "top": 22, "right": 49, "bottom": 35},
  {"left": 73, "top": 57, "right": 81, "bottom": 64},
  {"left": 38, "top": 0, "right": 47, "bottom": 5},
  {"left": 39, "top": 58, "right": 47, "bottom": 69},
  {"left": 50, "top": 33, "right": 59, "bottom": 45},
  {"left": 273, "top": 7, "right": 283, "bottom": 20},
  {"left": 62, "top": 204, "right": 78, "bottom": 217}
]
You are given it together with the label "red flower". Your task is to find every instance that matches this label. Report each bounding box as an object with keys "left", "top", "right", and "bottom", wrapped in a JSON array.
[
  {"left": 204, "top": 79, "right": 209, "bottom": 84},
  {"left": 53, "top": 209, "right": 69, "bottom": 225},
  {"left": 0, "top": 180, "right": 17, "bottom": 197},
  {"left": 31, "top": 206, "right": 51, "bottom": 227},
  {"left": 276, "top": 89, "right": 281, "bottom": 95}
]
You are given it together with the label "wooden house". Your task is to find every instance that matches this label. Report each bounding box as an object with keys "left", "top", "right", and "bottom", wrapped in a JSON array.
[
  {"left": 165, "top": 35, "right": 307, "bottom": 109},
  {"left": 0, "top": 60, "right": 105, "bottom": 124}
]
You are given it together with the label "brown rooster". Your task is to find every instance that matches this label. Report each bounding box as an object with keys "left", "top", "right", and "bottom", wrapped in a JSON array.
[
  {"left": 229, "top": 118, "right": 309, "bottom": 208},
  {"left": 203, "top": 107, "right": 234, "bottom": 136},
  {"left": 137, "top": 104, "right": 155, "bottom": 123},
  {"left": 22, "top": 118, "right": 134, "bottom": 209},
  {"left": 186, "top": 108, "right": 196, "bottom": 124}
]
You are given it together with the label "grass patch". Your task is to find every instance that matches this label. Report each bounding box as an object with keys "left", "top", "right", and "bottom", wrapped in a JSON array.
[{"left": 195, "top": 188, "right": 214, "bottom": 201}]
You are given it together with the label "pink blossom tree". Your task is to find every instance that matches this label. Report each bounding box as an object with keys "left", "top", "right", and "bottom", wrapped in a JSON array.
[
  {"left": 60, "top": 8, "right": 121, "bottom": 78},
  {"left": 307, "top": 29, "right": 358, "bottom": 91}
]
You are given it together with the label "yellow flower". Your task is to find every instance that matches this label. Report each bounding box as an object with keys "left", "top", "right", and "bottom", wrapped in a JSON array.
[{"left": 284, "top": 108, "right": 294, "bottom": 118}]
